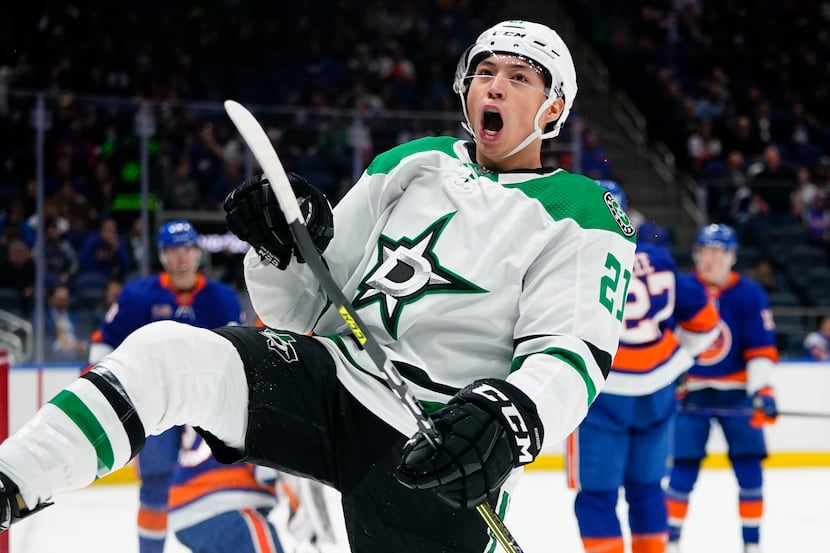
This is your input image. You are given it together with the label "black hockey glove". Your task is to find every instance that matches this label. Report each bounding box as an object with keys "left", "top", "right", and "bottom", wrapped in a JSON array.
[
  {"left": 0, "top": 471, "right": 52, "bottom": 532},
  {"left": 395, "top": 379, "right": 544, "bottom": 510},
  {"left": 223, "top": 172, "right": 334, "bottom": 270}
]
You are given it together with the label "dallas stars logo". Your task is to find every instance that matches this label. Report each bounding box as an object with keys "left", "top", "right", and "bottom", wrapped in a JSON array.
[
  {"left": 259, "top": 329, "right": 298, "bottom": 363},
  {"left": 353, "top": 213, "right": 486, "bottom": 338}
]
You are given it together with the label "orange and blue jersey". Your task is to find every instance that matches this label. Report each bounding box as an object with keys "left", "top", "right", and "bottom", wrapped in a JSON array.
[
  {"left": 603, "top": 243, "right": 719, "bottom": 396},
  {"left": 166, "top": 427, "right": 278, "bottom": 532},
  {"left": 90, "top": 272, "right": 246, "bottom": 553},
  {"left": 686, "top": 272, "right": 779, "bottom": 391},
  {"left": 91, "top": 273, "right": 244, "bottom": 348},
  {"left": 568, "top": 243, "right": 719, "bottom": 550}
]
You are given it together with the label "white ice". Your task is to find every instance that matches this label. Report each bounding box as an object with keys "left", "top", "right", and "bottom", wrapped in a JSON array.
[{"left": 10, "top": 467, "right": 830, "bottom": 553}]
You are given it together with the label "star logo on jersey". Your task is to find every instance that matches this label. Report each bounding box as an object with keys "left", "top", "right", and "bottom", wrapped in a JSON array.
[
  {"left": 353, "top": 213, "right": 486, "bottom": 339},
  {"left": 259, "top": 329, "right": 298, "bottom": 363}
]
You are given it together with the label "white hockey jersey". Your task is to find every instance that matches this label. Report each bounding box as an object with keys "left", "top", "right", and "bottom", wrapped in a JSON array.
[{"left": 245, "top": 137, "right": 636, "bottom": 445}]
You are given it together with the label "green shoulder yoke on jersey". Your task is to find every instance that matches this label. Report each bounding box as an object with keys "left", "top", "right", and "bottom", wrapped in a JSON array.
[
  {"left": 366, "top": 136, "right": 459, "bottom": 175},
  {"left": 365, "top": 139, "right": 636, "bottom": 242},
  {"left": 505, "top": 172, "right": 637, "bottom": 242}
]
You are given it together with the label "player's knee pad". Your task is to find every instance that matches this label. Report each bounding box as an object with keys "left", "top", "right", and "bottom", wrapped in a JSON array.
[{"left": 98, "top": 320, "right": 248, "bottom": 445}]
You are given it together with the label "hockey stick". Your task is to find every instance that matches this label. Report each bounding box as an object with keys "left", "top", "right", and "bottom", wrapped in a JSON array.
[
  {"left": 680, "top": 406, "right": 830, "bottom": 419},
  {"left": 224, "top": 99, "right": 525, "bottom": 553}
]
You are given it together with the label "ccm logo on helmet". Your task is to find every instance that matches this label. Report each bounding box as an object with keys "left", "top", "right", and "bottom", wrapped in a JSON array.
[
  {"left": 493, "top": 30, "right": 526, "bottom": 38},
  {"left": 471, "top": 382, "right": 534, "bottom": 463}
]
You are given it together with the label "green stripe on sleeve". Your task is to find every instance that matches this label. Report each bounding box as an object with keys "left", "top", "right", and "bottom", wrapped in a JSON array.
[
  {"left": 511, "top": 347, "right": 598, "bottom": 406},
  {"left": 49, "top": 390, "right": 114, "bottom": 476}
]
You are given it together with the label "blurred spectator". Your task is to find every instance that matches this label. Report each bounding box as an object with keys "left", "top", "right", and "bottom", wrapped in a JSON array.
[
  {"left": 163, "top": 156, "right": 200, "bottom": 209},
  {"left": 42, "top": 216, "right": 79, "bottom": 285},
  {"left": 803, "top": 191, "right": 830, "bottom": 256},
  {"left": 722, "top": 116, "right": 763, "bottom": 159},
  {"left": 44, "top": 284, "right": 89, "bottom": 362},
  {"left": 581, "top": 129, "right": 613, "bottom": 179},
  {"left": 705, "top": 150, "right": 747, "bottom": 223},
  {"left": 207, "top": 156, "right": 244, "bottom": 210},
  {"left": 86, "top": 161, "right": 117, "bottom": 222},
  {"left": 748, "top": 257, "right": 778, "bottom": 294},
  {"left": 124, "top": 217, "right": 151, "bottom": 274},
  {"left": 687, "top": 119, "right": 723, "bottom": 175},
  {"left": 21, "top": 197, "right": 70, "bottom": 247},
  {"left": 791, "top": 166, "right": 820, "bottom": 219},
  {"left": 781, "top": 102, "right": 822, "bottom": 162},
  {"left": 803, "top": 315, "right": 830, "bottom": 361},
  {"left": 750, "top": 145, "right": 797, "bottom": 220},
  {"left": 753, "top": 99, "right": 776, "bottom": 147},
  {"left": 695, "top": 80, "right": 727, "bottom": 121},
  {"left": 77, "top": 217, "right": 132, "bottom": 281},
  {"left": 0, "top": 239, "right": 36, "bottom": 313},
  {"left": 52, "top": 179, "right": 91, "bottom": 226},
  {"left": 86, "top": 279, "right": 123, "bottom": 329},
  {"left": 189, "top": 121, "right": 227, "bottom": 196}
]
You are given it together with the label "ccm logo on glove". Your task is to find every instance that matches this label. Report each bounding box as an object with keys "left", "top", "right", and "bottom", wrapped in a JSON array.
[
  {"left": 469, "top": 382, "right": 538, "bottom": 464},
  {"left": 395, "top": 379, "right": 544, "bottom": 509}
]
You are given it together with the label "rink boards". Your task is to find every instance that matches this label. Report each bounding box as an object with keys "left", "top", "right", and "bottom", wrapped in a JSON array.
[{"left": 8, "top": 361, "right": 830, "bottom": 476}]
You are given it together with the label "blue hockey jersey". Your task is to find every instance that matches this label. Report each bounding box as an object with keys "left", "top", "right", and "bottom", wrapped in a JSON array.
[{"left": 686, "top": 271, "right": 778, "bottom": 391}]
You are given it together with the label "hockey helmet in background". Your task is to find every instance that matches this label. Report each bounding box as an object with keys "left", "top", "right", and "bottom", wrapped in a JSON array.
[
  {"left": 157, "top": 219, "right": 200, "bottom": 250},
  {"left": 596, "top": 179, "right": 627, "bottom": 211},
  {"left": 695, "top": 223, "right": 738, "bottom": 251}
]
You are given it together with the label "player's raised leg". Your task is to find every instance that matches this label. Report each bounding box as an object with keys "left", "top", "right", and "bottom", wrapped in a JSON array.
[{"left": 0, "top": 320, "right": 248, "bottom": 529}]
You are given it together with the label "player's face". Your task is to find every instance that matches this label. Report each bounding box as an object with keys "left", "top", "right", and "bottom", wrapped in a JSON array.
[
  {"left": 161, "top": 245, "right": 200, "bottom": 274},
  {"left": 465, "top": 54, "right": 563, "bottom": 170},
  {"left": 694, "top": 245, "right": 735, "bottom": 285}
]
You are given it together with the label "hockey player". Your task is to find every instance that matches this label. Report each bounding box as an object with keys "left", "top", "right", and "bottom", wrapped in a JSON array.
[
  {"left": 569, "top": 181, "right": 720, "bottom": 553},
  {"left": 89, "top": 219, "right": 288, "bottom": 553},
  {"left": 0, "top": 20, "right": 636, "bottom": 552},
  {"left": 666, "top": 224, "right": 779, "bottom": 553}
]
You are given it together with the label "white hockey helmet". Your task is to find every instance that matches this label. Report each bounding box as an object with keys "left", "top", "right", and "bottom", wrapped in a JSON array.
[{"left": 454, "top": 20, "right": 578, "bottom": 140}]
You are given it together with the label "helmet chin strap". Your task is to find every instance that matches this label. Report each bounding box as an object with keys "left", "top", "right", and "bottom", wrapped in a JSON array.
[{"left": 462, "top": 96, "right": 557, "bottom": 162}]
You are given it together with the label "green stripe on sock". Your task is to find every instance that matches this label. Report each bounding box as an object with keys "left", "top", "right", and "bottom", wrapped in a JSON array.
[{"left": 49, "top": 390, "right": 114, "bottom": 475}]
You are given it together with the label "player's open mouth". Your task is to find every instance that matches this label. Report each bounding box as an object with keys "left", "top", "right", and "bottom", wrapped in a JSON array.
[{"left": 480, "top": 108, "right": 503, "bottom": 138}]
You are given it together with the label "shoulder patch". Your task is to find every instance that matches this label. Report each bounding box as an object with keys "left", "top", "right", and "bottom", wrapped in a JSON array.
[
  {"left": 504, "top": 171, "right": 636, "bottom": 241},
  {"left": 602, "top": 191, "right": 636, "bottom": 237}
]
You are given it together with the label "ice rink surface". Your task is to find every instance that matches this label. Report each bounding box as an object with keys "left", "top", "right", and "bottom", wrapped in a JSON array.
[{"left": 10, "top": 467, "right": 830, "bottom": 552}]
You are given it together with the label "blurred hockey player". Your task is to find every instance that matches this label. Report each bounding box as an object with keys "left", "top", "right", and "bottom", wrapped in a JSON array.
[
  {"left": 89, "top": 219, "right": 287, "bottom": 553},
  {"left": 666, "top": 224, "right": 779, "bottom": 553},
  {"left": 569, "top": 181, "right": 719, "bottom": 553},
  {"left": 0, "top": 20, "right": 636, "bottom": 552}
]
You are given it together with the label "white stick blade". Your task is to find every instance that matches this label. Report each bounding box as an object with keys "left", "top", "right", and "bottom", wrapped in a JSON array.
[{"left": 223, "top": 100, "right": 304, "bottom": 223}]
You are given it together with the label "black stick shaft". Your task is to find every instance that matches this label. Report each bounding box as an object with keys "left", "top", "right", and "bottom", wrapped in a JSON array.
[{"left": 681, "top": 406, "right": 830, "bottom": 419}]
